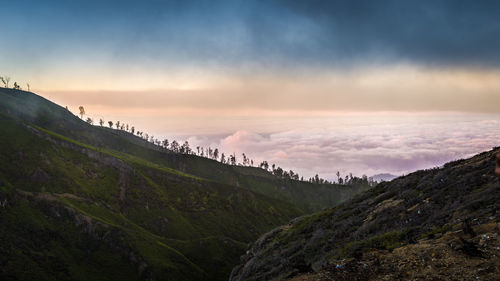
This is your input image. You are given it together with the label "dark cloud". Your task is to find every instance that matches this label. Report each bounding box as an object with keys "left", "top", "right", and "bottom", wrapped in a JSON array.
[
  {"left": 250, "top": 0, "right": 500, "bottom": 67},
  {"left": 3, "top": 0, "right": 500, "bottom": 70}
]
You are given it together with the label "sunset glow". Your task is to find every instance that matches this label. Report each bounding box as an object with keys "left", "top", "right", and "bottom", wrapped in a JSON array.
[{"left": 2, "top": 0, "right": 500, "bottom": 180}]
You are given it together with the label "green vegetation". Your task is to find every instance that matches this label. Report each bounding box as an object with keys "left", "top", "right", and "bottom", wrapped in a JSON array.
[
  {"left": 339, "top": 230, "right": 407, "bottom": 258},
  {"left": 0, "top": 88, "right": 370, "bottom": 280}
]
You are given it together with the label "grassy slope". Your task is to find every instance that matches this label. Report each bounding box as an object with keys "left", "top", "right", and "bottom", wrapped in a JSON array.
[
  {"left": 230, "top": 147, "right": 500, "bottom": 280},
  {"left": 0, "top": 88, "right": 368, "bottom": 213},
  {"left": 0, "top": 89, "right": 303, "bottom": 280}
]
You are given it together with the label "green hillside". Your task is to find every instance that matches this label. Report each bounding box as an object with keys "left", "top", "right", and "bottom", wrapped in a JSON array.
[
  {"left": 0, "top": 88, "right": 368, "bottom": 280},
  {"left": 0, "top": 88, "right": 367, "bottom": 213}
]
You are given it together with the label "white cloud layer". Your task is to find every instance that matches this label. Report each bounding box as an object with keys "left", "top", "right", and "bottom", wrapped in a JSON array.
[{"left": 182, "top": 113, "right": 500, "bottom": 181}]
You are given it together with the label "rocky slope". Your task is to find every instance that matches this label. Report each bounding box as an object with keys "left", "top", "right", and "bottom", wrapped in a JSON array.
[{"left": 230, "top": 148, "right": 500, "bottom": 280}]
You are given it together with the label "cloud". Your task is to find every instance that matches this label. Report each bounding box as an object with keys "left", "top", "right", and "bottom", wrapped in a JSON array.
[
  {"left": 3, "top": 0, "right": 500, "bottom": 75},
  {"left": 40, "top": 66, "right": 500, "bottom": 113},
  {"left": 248, "top": 0, "right": 500, "bottom": 68},
  {"left": 185, "top": 113, "right": 500, "bottom": 181}
]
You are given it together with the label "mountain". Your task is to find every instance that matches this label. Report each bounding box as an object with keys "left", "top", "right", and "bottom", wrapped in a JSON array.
[
  {"left": 0, "top": 88, "right": 368, "bottom": 281},
  {"left": 371, "top": 173, "right": 398, "bottom": 182},
  {"left": 230, "top": 147, "right": 500, "bottom": 280}
]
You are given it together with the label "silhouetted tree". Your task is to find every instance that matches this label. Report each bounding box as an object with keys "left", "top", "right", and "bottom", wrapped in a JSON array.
[
  {"left": 99, "top": 119, "right": 104, "bottom": 126},
  {"left": 115, "top": 121, "right": 120, "bottom": 129},
  {"left": 131, "top": 126, "right": 135, "bottom": 134},
  {"left": 181, "top": 141, "right": 191, "bottom": 154},
  {"left": 108, "top": 121, "right": 113, "bottom": 128},
  {"left": 13, "top": 82, "right": 20, "bottom": 90},
  {"left": 213, "top": 148, "right": 219, "bottom": 160},
  {"left": 274, "top": 167, "right": 284, "bottom": 178},
  {"left": 170, "top": 140, "right": 179, "bottom": 152},
  {"left": 0, "top": 76, "right": 10, "bottom": 88},
  {"left": 86, "top": 117, "right": 93, "bottom": 125},
  {"left": 78, "top": 106, "right": 85, "bottom": 119},
  {"left": 26, "top": 83, "right": 30, "bottom": 91},
  {"left": 220, "top": 153, "right": 226, "bottom": 164}
]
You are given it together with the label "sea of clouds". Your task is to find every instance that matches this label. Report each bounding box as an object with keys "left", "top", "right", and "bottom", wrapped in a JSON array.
[{"left": 177, "top": 113, "right": 500, "bottom": 182}]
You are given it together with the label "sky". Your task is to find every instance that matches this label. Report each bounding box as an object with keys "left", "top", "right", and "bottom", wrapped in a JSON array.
[{"left": 1, "top": 0, "right": 500, "bottom": 179}]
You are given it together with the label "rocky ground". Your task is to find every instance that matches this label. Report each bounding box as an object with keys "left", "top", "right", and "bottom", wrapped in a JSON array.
[{"left": 289, "top": 221, "right": 500, "bottom": 281}]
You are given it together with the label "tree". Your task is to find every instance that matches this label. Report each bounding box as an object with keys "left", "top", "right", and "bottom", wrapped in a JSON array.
[
  {"left": 213, "top": 148, "right": 219, "bottom": 160},
  {"left": 13, "top": 82, "right": 21, "bottom": 90},
  {"left": 115, "top": 121, "right": 120, "bottom": 129},
  {"left": 26, "top": 83, "right": 30, "bottom": 91},
  {"left": 274, "top": 167, "right": 284, "bottom": 178},
  {"left": 99, "top": 119, "right": 104, "bottom": 126},
  {"left": 108, "top": 121, "right": 113, "bottom": 128},
  {"left": 131, "top": 126, "right": 135, "bottom": 134},
  {"left": 78, "top": 106, "right": 85, "bottom": 119},
  {"left": 0, "top": 76, "right": 10, "bottom": 88},
  {"left": 220, "top": 153, "right": 225, "bottom": 164},
  {"left": 126, "top": 124, "right": 129, "bottom": 132},
  {"left": 260, "top": 161, "right": 269, "bottom": 171},
  {"left": 170, "top": 140, "right": 179, "bottom": 152},
  {"left": 336, "top": 171, "right": 341, "bottom": 183},
  {"left": 162, "top": 139, "right": 169, "bottom": 149},
  {"left": 86, "top": 117, "right": 93, "bottom": 125},
  {"left": 181, "top": 141, "right": 191, "bottom": 154}
]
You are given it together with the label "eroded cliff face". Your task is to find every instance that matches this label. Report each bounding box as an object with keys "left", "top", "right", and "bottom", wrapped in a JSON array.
[{"left": 230, "top": 148, "right": 500, "bottom": 281}]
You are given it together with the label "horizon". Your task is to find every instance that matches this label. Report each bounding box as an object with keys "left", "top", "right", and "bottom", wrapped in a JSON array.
[{"left": 2, "top": 0, "right": 500, "bottom": 180}]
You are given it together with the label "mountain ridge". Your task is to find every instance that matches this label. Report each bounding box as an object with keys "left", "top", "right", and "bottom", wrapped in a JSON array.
[{"left": 0, "top": 87, "right": 369, "bottom": 280}]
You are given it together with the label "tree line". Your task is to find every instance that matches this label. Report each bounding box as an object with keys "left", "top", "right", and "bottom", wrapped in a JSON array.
[
  {"left": 0, "top": 76, "right": 31, "bottom": 91},
  {"left": 80, "top": 106, "right": 376, "bottom": 187}
]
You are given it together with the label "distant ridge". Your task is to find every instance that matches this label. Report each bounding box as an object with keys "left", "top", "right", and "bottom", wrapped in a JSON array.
[{"left": 371, "top": 172, "right": 398, "bottom": 182}]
